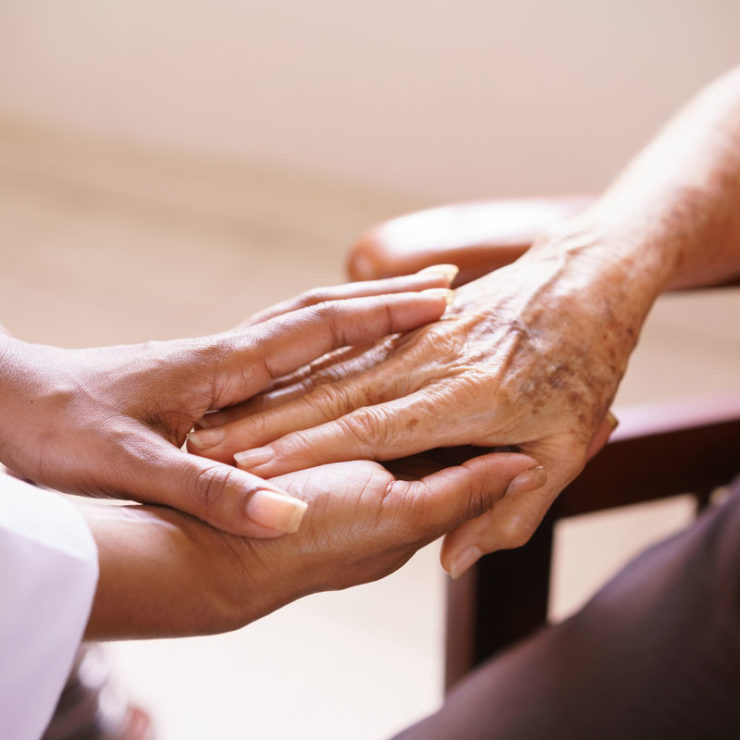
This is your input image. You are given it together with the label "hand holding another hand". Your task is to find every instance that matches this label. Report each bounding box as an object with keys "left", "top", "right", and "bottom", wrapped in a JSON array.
[
  {"left": 0, "top": 272, "right": 454, "bottom": 536},
  {"left": 84, "top": 449, "right": 537, "bottom": 638},
  {"left": 190, "top": 221, "right": 641, "bottom": 574}
]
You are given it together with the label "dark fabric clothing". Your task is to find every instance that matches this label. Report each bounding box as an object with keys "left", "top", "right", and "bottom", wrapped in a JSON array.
[{"left": 395, "top": 478, "right": 740, "bottom": 740}]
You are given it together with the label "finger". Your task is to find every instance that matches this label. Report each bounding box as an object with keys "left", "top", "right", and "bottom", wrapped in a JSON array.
[
  {"left": 252, "top": 333, "right": 397, "bottom": 406},
  {"left": 440, "top": 456, "right": 584, "bottom": 577},
  {"left": 440, "top": 415, "right": 618, "bottom": 577},
  {"left": 198, "top": 341, "right": 380, "bottom": 428},
  {"left": 231, "top": 387, "right": 467, "bottom": 477},
  {"left": 258, "top": 344, "right": 369, "bottom": 394},
  {"left": 396, "top": 452, "right": 540, "bottom": 542},
  {"left": 189, "top": 348, "right": 424, "bottom": 462},
  {"left": 208, "top": 289, "right": 453, "bottom": 409},
  {"left": 116, "top": 432, "right": 308, "bottom": 537},
  {"left": 240, "top": 265, "right": 459, "bottom": 327}
]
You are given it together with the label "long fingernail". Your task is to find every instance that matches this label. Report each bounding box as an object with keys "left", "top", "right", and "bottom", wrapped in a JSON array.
[
  {"left": 234, "top": 446, "right": 275, "bottom": 469},
  {"left": 607, "top": 411, "right": 619, "bottom": 431},
  {"left": 505, "top": 465, "right": 546, "bottom": 497},
  {"left": 187, "top": 427, "right": 226, "bottom": 449},
  {"left": 422, "top": 287, "right": 456, "bottom": 307},
  {"left": 417, "top": 264, "right": 460, "bottom": 283},
  {"left": 448, "top": 546, "right": 483, "bottom": 579},
  {"left": 245, "top": 489, "right": 308, "bottom": 533}
]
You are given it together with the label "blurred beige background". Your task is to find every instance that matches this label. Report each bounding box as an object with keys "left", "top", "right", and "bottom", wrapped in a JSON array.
[{"left": 1, "top": 2, "right": 739, "bottom": 739}]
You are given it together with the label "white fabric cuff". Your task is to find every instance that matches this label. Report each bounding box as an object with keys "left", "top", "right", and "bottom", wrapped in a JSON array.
[{"left": 0, "top": 474, "right": 99, "bottom": 740}]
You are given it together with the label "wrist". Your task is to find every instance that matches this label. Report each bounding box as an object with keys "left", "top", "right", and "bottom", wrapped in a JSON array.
[
  {"left": 82, "top": 502, "right": 238, "bottom": 639},
  {"left": 526, "top": 211, "right": 666, "bottom": 334},
  {"left": 81, "top": 500, "right": 301, "bottom": 639}
]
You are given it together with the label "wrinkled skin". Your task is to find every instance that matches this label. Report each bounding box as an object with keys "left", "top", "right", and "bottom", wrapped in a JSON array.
[{"left": 191, "top": 220, "right": 643, "bottom": 571}]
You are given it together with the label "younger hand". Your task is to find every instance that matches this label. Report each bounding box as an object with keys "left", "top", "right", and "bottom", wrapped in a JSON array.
[
  {"left": 84, "top": 450, "right": 538, "bottom": 638},
  {"left": 0, "top": 275, "right": 452, "bottom": 536},
  {"left": 189, "top": 227, "right": 635, "bottom": 563}
]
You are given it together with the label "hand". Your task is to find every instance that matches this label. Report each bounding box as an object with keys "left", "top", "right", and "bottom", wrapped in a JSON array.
[
  {"left": 0, "top": 273, "right": 453, "bottom": 536},
  {"left": 189, "top": 222, "right": 645, "bottom": 571},
  {"left": 82, "top": 449, "right": 538, "bottom": 639}
]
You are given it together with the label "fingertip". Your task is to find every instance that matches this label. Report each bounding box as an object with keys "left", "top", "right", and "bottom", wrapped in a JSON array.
[
  {"left": 446, "top": 545, "right": 483, "bottom": 579},
  {"left": 234, "top": 446, "right": 275, "bottom": 470},
  {"left": 421, "top": 287, "right": 455, "bottom": 308},
  {"left": 244, "top": 488, "right": 308, "bottom": 534},
  {"left": 416, "top": 264, "right": 460, "bottom": 283},
  {"left": 186, "top": 427, "right": 225, "bottom": 450}
]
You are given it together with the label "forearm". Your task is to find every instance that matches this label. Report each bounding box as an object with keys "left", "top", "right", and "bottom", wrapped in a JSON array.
[
  {"left": 504, "top": 65, "right": 740, "bottom": 385},
  {"left": 588, "top": 64, "right": 740, "bottom": 292},
  {"left": 79, "top": 500, "right": 288, "bottom": 640}
]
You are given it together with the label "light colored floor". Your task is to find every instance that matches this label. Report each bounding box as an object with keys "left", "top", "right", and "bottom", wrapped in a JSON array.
[{"left": 1, "top": 123, "right": 739, "bottom": 739}]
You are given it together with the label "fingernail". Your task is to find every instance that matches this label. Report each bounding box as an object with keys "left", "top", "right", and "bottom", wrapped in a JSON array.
[
  {"left": 417, "top": 264, "right": 460, "bottom": 283},
  {"left": 187, "top": 427, "right": 226, "bottom": 449},
  {"left": 607, "top": 411, "right": 619, "bottom": 431},
  {"left": 448, "top": 546, "right": 483, "bottom": 579},
  {"left": 234, "top": 446, "right": 275, "bottom": 468},
  {"left": 422, "top": 287, "right": 456, "bottom": 307},
  {"left": 505, "top": 465, "right": 547, "bottom": 497},
  {"left": 245, "top": 489, "right": 308, "bottom": 533}
]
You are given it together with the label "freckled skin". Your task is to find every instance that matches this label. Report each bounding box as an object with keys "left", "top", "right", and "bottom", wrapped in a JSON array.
[{"left": 198, "top": 65, "right": 740, "bottom": 559}]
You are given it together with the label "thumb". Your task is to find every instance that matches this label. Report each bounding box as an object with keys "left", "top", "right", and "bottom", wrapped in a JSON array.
[
  {"left": 118, "top": 435, "right": 308, "bottom": 537},
  {"left": 396, "top": 452, "right": 540, "bottom": 543},
  {"left": 441, "top": 415, "right": 620, "bottom": 577}
]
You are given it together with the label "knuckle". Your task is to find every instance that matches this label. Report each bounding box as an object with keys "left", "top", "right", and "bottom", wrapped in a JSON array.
[
  {"left": 463, "top": 483, "right": 491, "bottom": 522},
  {"left": 311, "top": 302, "right": 346, "bottom": 346},
  {"left": 297, "top": 375, "right": 317, "bottom": 395},
  {"left": 337, "top": 405, "right": 391, "bottom": 449},
  {"left": 190, "top": 463, "right": 232, "bottom": 516},
  {"left": 382, "top": 479, "right": 426, "bottom": 541},
  {"left": 304, "top": 382, "right": 351, "bottom": 418},
  {"left": 299, "top": 287, "right": 331, "bottom": 307},
  {"left": 189, "top": 336, "right": 230, "bottom": 366},
  {"left": 497, "top": 516, "right": 535, "bottom": 549}
]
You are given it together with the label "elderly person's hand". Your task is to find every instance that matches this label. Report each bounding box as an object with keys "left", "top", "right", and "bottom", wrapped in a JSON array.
[
  {"left": 0, "top": 272, "right": 455, "bottom": 536},
  {"left": 187, "top": 235, "right": 630, "bottom": 573},
  {"left": 81, "top": 450, "right": 538, "bottom": 638},
  {"left": 188, "top": 64, "right": 740, "bottom": 575}
]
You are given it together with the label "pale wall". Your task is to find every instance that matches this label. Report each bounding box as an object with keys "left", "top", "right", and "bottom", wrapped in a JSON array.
[{"left": 1, "top": 1, "right": 738, "bottom": 201}]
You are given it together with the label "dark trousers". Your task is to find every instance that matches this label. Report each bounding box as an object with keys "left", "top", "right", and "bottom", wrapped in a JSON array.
[{"left": 396, "top": 479, "right": 740, "bottom": 739}]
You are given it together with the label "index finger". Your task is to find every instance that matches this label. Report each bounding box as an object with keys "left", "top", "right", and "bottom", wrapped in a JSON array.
[
  {"left": 209, "top": 289, "right": 453, "bottom": 409},
  {"left": 392, "top": 451, "right": 539, "bottom": 543},
  {"left": 241, "top": 266, "right": 459, "bottom": 327}
]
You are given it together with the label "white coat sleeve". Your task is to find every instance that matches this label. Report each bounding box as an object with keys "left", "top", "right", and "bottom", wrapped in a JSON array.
[{"left": 0, "top": 473, "right": 98, "bottom": 740}]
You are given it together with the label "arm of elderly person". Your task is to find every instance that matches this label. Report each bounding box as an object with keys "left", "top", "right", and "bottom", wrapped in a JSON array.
[
  {"left": 190, "top": 65, "right": 740, "bottom": 577},
  {"left": 0, "top": 274, "right": 454, "bottom": 537},
  {"left": 80, "top": 451, "right": 536, "bottom": 638}
]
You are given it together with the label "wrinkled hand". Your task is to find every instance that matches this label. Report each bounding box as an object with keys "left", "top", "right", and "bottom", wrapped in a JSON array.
[
  {"left": 84, "top": 449, "right": 537, "bottom": 638},
  {"left": 190, "top": 229, "right": 640, "bottom": 571},
  {"left": 0, "top": 272, "right": 453, "bottom": 536}
]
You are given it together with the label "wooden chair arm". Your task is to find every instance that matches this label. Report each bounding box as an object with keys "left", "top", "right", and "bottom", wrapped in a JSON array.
[
  {"left": 347, "top": 195, "right": 593, "bottom": 284},
  {"left": 347, "top": 195, "right": 740, "bottom": 289}
]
